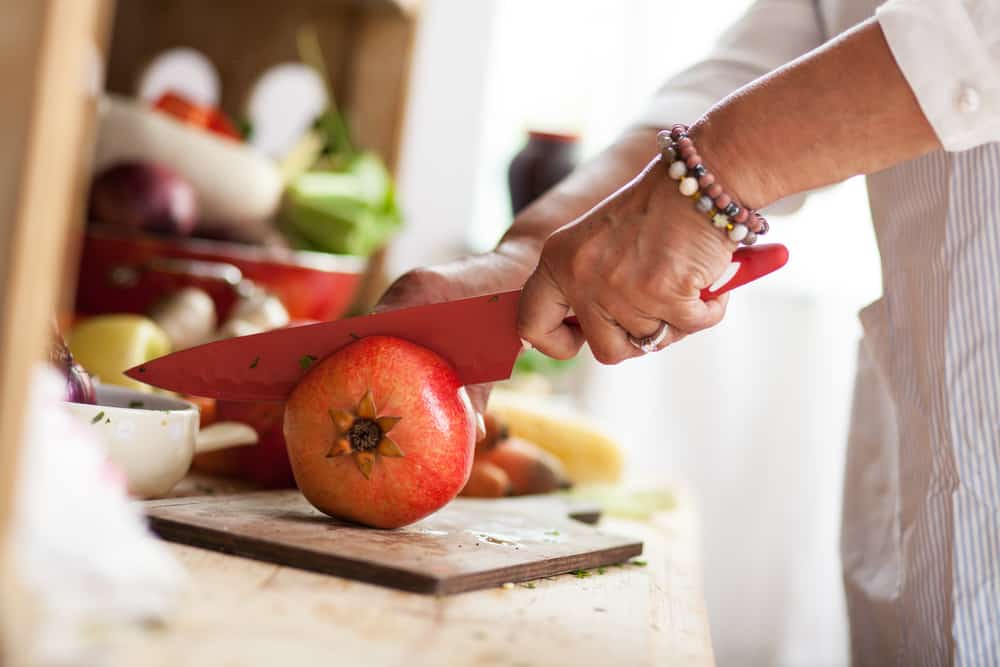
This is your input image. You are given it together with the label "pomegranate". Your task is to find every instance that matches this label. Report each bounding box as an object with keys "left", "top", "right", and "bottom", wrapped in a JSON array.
[{"left": 284, "top": 336, "right": 476, "bottom": 528}]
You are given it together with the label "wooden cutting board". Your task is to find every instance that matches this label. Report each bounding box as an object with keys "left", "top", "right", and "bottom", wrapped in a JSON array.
[{"left": 143, "top": 491, "right": 643, "bottom": 595}]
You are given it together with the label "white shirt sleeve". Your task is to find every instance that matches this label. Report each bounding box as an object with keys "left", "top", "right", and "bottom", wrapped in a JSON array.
[
  {"left": 635, "top": 0, "right": 825, "bottom": 128},
  {"left": 877, "top": 0, "right": 1000, "bottom": 152}
]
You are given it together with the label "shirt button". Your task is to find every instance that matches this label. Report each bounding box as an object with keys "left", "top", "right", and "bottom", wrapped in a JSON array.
[{"left": 957, "top": 85, "right": 981, "bottom": 113}]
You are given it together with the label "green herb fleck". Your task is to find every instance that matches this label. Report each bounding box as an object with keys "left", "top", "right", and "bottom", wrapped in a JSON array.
[
  {"left": 597, "top": 567, "right": 606, "bottom": 575},
  {"left": 612, "top": 562, "right": 626, "bottom": 568},
  {"left": 544, "top": 530, "right": 560, "bottom": 536},
  {"left": 488, "top": 295, "right": 499, "bottom": 303},
  {"left": 249, "top": 355, "right": 260, "bottom": 369},
  {"left": 349, "top": 332, "right": 361, "bottom": 341},
  {"left": 105, "top": 418, "right": 111, "bottom": 424},
  {"left": 521, "top": 582, "right": 536, "bottom": 589},
  {"left": 161, "top": 410, "right": 171, "bottom": 415},
  {"left": 631, "top": 559, "right": 648, "bottom": 567},
  {"left": 299, "top": 354, "right": 317, "bottom": 370},
  {"left": 128, "top": 401, "right": 144, "bottom": 409},
  {"left": 90, "top": 411, "right": 105, "bottom": 424},
  {"left": 570, "top": 569, "right": 591, "bottom": 579},
  {"left": 138, "top": 366, "right": 146, "bottom": 373}
]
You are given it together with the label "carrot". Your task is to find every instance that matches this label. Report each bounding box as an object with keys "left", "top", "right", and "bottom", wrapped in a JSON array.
[
  {"left": 483, "top": 437, "right": 570, "bottom": 496},
  {"left": 460, "top": 461, "right": 512, "bottom": 498}
]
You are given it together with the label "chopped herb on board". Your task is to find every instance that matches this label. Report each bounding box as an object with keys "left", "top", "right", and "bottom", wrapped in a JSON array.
[
  {"left": 544, "top": 530, "right": 560, "bottom": 536},
  {"left": 597, "top": 567, "right": 606, "bottom": 575},
  {"left": 129, "top": 401, "right": 144, "bottom": 409},
  {"left": 299, "top": 354, "right": 318, "bottom": 370},
  {"left": 521, "top": 582, "right": 537, "bottom": 589},
  {"left": 570, "top": 569, "right": 591, "bottom": 579},
  {"left": 249, "top": 355, "right": 260, "bottom": 369},
  {"left": 90, "top": 411, "right": 105, "bottom": 424},
  {"left": 631, "top": 559, "right": 648, "bottom": 567}
]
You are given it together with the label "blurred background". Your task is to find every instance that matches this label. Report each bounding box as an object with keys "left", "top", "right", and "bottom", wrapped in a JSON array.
[{"left": 6, "top": 0, "right": 885, "bottom": 664}]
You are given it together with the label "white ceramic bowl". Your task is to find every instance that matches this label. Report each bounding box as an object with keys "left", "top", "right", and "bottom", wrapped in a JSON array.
[
  {"left": 63, "top": 385, "right": 257, "bottom": 498},
  {"left": 64, "top": 386, "right": 199, "bottom": 498}
]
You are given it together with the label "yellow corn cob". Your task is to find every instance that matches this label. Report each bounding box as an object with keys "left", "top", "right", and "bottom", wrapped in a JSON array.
[{"left": 487, "top": 390, "right": 623, "bottom": 484}]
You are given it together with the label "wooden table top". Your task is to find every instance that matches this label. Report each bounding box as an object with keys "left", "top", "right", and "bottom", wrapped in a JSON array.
[{"left": 106, "top": 484, "right": 714, "bottom": 667}]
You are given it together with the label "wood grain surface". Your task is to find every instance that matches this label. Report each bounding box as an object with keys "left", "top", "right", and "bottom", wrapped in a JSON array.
[
  {"left": 111, "top": 494, "right": 714, "bottom": 667},
  {"left": 144, "top": 491, "right": 642, "bottom": 594}
]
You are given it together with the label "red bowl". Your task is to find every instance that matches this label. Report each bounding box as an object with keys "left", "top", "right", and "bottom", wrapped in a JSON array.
[{"left": 76, "top": 228, "right": 366, "bottom": 322}]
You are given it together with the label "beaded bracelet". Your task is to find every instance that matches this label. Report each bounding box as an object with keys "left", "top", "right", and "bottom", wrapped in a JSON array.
[{"left": 657, "top": 124, "right": 768, "bottom": 246}]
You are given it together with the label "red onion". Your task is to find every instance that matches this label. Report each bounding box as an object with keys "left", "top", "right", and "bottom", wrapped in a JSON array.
[
  {"left": 51, "top": 327, "right": 96, "bottom": 404},
  {"left": 88, "top": 162, "right": 198, "bottom": 236}
]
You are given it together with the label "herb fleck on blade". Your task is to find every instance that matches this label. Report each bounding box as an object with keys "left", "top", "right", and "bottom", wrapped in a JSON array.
[
  {"left": 299, "top": 354, "right": 318, "bottom": 371},
  {"left": 488, "top": 295, "right": 499, "bottom": 303},
  {"left": 90, "top": 411, "right": 105, "bottom": 425},
  {"left": 249, "top": 355, "right": 260, "bottom": 369},
  {"left": 128, "top": 401, "right": 144, "bottom": 409}
]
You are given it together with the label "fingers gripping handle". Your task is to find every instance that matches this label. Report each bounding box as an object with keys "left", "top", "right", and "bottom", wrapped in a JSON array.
[{"left": 560, "top": 243, "right": 788, "bottom": 328}]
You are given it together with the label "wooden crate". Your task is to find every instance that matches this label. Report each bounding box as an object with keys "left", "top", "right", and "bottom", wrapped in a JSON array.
[
  {"left": 105, "top": 0, "right": 419, "bottom": 173},
  {"left": 102, "top": 0, "right": 419, "bottom": 309}
]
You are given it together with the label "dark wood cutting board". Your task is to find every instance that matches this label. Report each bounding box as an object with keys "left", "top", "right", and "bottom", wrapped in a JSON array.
[{"left": 143, "top": 491, "right": 643, "bottom": 595}]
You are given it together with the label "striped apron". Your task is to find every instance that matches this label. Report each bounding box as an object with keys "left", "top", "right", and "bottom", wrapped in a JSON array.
[{"left": 842, "top": 146, "right": 1000, "bottom": 665}]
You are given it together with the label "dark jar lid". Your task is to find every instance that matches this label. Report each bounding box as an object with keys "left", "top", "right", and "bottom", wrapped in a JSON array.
[{"left": 527, "top": 130, "right": 580, "bottom": 144}]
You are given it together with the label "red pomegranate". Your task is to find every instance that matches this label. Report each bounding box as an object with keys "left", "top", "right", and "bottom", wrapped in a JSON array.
[{"left": 284, "top": 336, "right": 476, "bottom": 528}]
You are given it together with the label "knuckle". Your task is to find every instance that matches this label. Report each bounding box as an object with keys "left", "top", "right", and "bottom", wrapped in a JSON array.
[
  {"left": 589, "top": 342, "right": 626, "bottom": 366},
  {"left": 672, "top": 303, "right": 711, "bottom": 333},
  {"left": 678, "top": 270, "right": 705, "bottom": 297}
]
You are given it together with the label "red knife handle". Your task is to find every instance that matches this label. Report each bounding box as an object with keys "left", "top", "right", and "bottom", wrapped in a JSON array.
[
  {"left": 698, "top": 243, "right": 788, "bottom": 300},
  {"left": 562, "top": 243, "right": 788, "bottom": 327}
]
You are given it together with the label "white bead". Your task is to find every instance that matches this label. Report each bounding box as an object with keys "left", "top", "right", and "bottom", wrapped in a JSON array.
[
  {"left": 728, "top": 223, "right": 749, "bottom": 242},
  {"left": 679, "top": 177, "right": 698, "bottom": 196},
  {"left": 712, "top": 213, "right": 729, "bottom": 229},
  {"left": 668, "top": 161, "right": 687, "bottom": 180},
  {"left": 656, "top": 130, "right": 673, "bottom": 150}
]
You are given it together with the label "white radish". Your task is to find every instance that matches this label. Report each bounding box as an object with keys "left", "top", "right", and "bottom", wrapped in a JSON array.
[{"left": 93, "top": 95, "right": 283, "bottom": 240}]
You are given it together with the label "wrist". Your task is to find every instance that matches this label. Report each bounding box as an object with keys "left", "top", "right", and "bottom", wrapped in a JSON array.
[
  {"left": 657, "top": 125, "right": 770, "bottom": 246},
  {"left": 687, "top": 114, "right": 782, "bottom": 210}
]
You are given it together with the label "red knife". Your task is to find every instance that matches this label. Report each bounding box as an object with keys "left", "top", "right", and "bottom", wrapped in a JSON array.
[{"left": 126, "top": 244, "right": 788, "bottom": 401}]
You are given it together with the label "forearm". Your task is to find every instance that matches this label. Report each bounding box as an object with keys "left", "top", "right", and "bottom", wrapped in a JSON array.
[{"left": 693, "top": 18, "right": 940, "bottom": 208}]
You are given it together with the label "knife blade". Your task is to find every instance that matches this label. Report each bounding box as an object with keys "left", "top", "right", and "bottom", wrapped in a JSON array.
[{"left": 126, "top": 243, "right": 788, "bottom": 401}]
